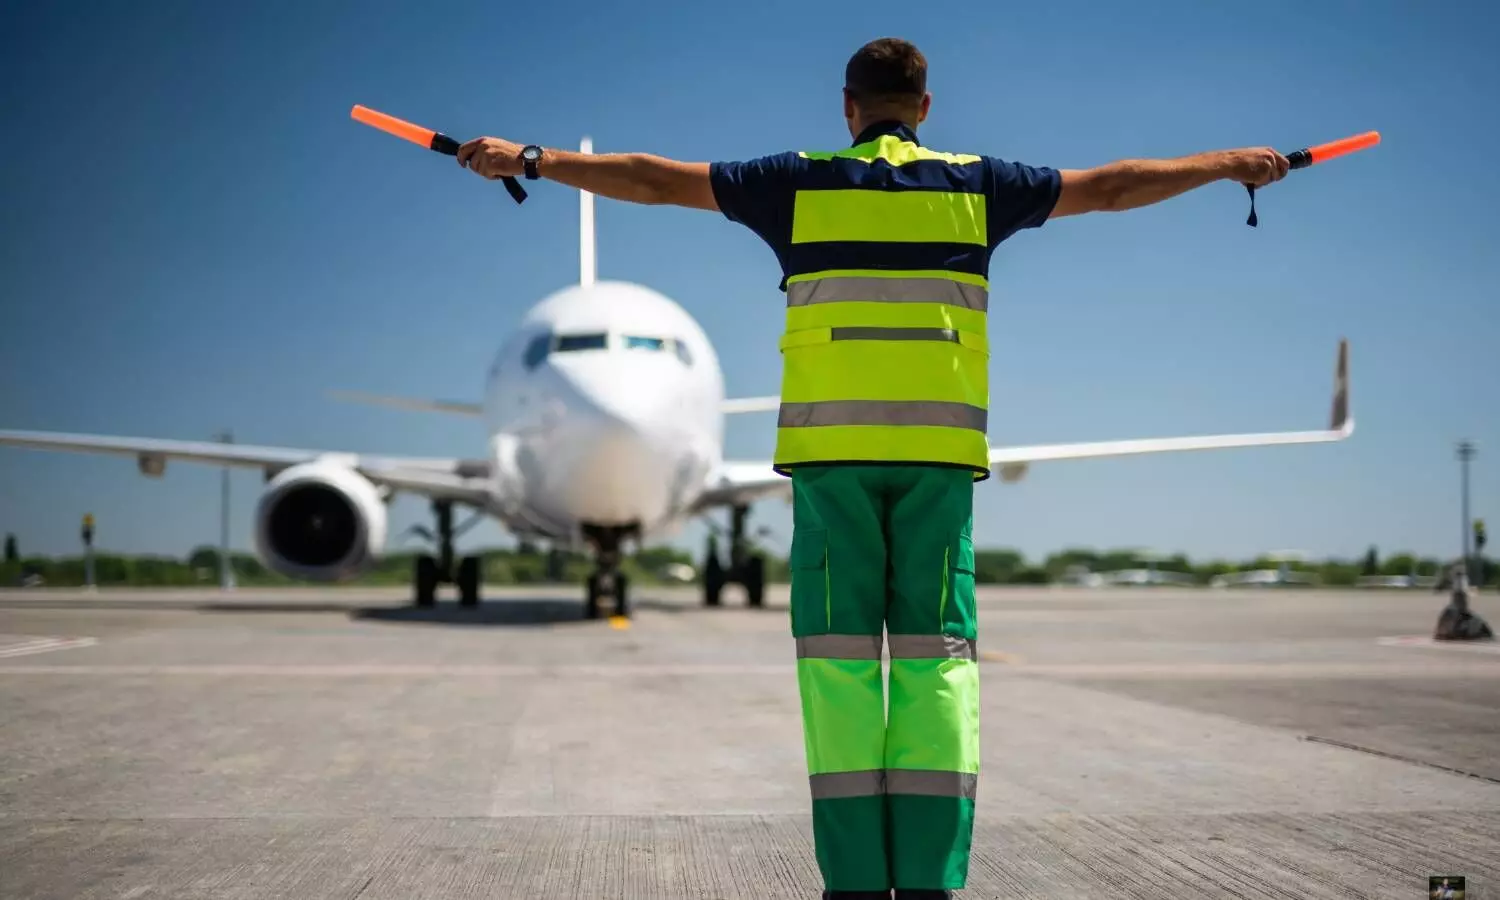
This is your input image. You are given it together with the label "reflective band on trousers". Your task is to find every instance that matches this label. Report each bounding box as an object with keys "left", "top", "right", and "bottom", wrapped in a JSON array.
[
  {"left": 887, "top": 769, "right": 978, "bottom": 799},
  {"left": 787, "top": 276, "right": 988, "bottom": 311},
  {"left": 795, "top": 634, "right": 883, "bottom": 659},
  {"left": 887, "top": 634, "right": 977, "bottom": 661},
  {"left": 794, "top": 634, "right": 977, "bottom": 660},
  {"left": 808, "top": 769, "right": 978, "bottom": 800},
  {"left": 778, "top": 400, "right": 987, "bottom": 432}
]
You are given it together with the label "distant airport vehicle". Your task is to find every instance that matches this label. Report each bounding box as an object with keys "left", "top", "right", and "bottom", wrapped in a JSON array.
[{"left": 0, "top": 140, "right": 1356, "bottom": 618}]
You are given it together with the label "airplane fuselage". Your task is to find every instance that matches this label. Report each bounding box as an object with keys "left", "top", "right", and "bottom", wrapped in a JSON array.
[{"left": 480, "top": 279, "right": 730, "bottom": 549}]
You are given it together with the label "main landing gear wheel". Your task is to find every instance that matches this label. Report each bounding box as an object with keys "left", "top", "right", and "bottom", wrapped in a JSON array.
[
  {"left": 702, "top": 504, "right": 767, "bottom": 609},
  {"left": 410, "top": 500, "right": 484, "bottom": 608},
  {"left": 457, "top": 555, "right": 481, "bottom": 607}
]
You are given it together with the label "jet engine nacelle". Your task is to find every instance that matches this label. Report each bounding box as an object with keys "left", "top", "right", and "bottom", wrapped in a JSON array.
[{"left": 253, "top": 460, "right": 387, "bottom": 582}]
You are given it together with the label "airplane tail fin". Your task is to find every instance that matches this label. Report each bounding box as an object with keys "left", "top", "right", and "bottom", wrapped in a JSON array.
[{"left": 579, "top": 136, "right": 595, "bottom": 287}]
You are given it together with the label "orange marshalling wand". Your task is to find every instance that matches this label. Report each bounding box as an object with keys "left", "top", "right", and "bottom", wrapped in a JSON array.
[
  {"left": 1245, "top": 129, "right": 1380, "bottom": 226},
  {"left": 1288, "top": 130, "right": 1381, "bottom": 169},
  {"left": 350, "top": 104, "right": 527, "bottom": 204}
]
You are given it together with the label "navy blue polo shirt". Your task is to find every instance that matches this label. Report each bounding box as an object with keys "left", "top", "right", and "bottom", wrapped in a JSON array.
[{"left": 708, "top": 121, "right": 1061, "bottom": 290}]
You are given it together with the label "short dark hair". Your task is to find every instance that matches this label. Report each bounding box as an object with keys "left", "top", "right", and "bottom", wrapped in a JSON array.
[{"left": 844, "top": 38, "right": 927, "bottom": 103}]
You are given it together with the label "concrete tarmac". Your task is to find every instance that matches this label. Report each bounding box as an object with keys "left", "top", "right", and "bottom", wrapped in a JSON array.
[{"left": 1, "top": 585, "right": 1498, "bottom": 899}]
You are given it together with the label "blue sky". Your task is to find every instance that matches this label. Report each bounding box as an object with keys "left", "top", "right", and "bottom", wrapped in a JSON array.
[{"left": 1, "top": 0, "right": 1495, "bottom": 564}]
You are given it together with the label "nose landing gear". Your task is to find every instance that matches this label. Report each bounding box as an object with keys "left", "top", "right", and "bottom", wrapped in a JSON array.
[{"left": 582, "top": 523, "right": 637, "bottom": 620}]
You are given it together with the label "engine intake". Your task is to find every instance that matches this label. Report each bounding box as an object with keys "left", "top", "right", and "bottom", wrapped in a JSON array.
[{"left": 254, "top": 461, "right": 387, "bottom": 582}]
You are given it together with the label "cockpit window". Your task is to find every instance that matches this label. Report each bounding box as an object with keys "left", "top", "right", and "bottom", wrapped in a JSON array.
[
  {"left": 523, "top": 332, "right": 692, "bottom": 370},
  {"left": 522, "top": 334, "right": 551, "bottom": 370},
  {"left": 555, "top": 333, "right": 608, "bottom": 352},
  {"left": 624, "top": 334, "right": 693, "bottom": 366}
]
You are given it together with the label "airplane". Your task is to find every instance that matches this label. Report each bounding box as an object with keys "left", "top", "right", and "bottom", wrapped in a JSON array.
[
  {"left": 1093, "top": 550, "right": 1199, "bottom": 587},
  {"left": 0, "top": 137, "right": 1356, "bottom": 619},
  {"left": 1209, "top": 550, "right": 1320, "bottom": 588}
]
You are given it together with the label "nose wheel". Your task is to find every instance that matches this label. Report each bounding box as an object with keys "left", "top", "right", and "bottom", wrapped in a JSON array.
[
  {"left": 581, "top": 523, "right": 637, "bottom": 620},
  {"left": 702, "top": 504, "right": 766, "bottom": 608},
  {"left": 585, "top": 568, "right": 630, "bottom": 620}
]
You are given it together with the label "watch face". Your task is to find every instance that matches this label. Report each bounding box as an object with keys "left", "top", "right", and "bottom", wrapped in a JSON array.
[{"left": 522, "top": 146, "right": 542, "bottom": 161}]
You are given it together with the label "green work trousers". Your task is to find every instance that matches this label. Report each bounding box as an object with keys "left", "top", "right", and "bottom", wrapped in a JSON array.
[{"left": 788, "top": 464, "right": 979, "bottom": 892}]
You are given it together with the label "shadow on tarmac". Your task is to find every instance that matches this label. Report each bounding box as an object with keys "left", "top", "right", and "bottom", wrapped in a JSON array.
[
  {"left": 348, "top": 596, "right": 695, "bottom": 627},
  {"left": 0, "top": 595, "right": 719, "bottom": 627}
]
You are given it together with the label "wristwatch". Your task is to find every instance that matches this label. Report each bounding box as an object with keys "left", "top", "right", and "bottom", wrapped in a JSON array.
[{"left": 520, "top": 145, "right": 544, "bottom": 180}]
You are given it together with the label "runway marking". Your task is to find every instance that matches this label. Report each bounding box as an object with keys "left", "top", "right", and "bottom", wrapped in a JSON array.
[
  {"left": 1377, "top": 635, "right": 1500, "bottom": 654},
  {"left": 608, "top": 616, "right": 631, "bottom": 630},
  {"left": 0, "top": 663, "right": 799, "bottom": 677},
  {"left": 1302, "top": 735, "right": 1500, "bottom": 785},
  {"left": 0, "top": 636, "right": 98, "bottom": 659},
  {"left": 5, "top": 660, "right": 1500, "bottom": 678}
]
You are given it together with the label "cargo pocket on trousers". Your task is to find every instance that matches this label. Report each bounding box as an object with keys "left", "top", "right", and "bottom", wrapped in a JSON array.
[
  {"left": 943, "top": 525, "right": 977, "bottom": 636},
  {"left": 789, "top": 526, "right": 828, "bottom": 635}
]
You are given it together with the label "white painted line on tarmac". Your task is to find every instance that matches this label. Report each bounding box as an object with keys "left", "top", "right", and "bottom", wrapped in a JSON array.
[
  {"left": 0, "top": 636, "right": 99, "bottom": 658},
  {"left": 1377, "top": 635, "right": 1500, "bottom": 654}
]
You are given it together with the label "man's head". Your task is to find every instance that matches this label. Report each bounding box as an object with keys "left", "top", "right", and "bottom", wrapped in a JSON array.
[{"left": 843, "top": 37, "right": 931, "bottom": 139}]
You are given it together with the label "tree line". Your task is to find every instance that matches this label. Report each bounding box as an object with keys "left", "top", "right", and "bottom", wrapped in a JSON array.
[{"left": 2, "top": 532, "right": 1493, "bottom": 589}]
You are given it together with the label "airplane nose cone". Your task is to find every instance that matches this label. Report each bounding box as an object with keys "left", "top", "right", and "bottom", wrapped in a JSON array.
[
  {"left": 557, "top": 414, "right": 674, "bottom": 524},
  {"left": 554, "top": 355, "right": 677, "bottom": 428},
  {"left": 550, "top": 359, "right": 678, "bottom": 523}
]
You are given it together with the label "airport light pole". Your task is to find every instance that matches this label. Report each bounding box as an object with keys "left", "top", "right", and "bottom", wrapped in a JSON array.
[
  {"left": 214, "top": 430, "right": 236, "bottom": 591},
  {"left": 1457, "top": 440, "right": 1476, "bottom": 584}
]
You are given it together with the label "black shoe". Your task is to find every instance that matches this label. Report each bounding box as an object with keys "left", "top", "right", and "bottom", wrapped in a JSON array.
[
  {"left": 893, "top": 891, "right": 952, "bottom": 899},
  {"left": 822, "top": 892, "right": 891, "bottom": 899}
]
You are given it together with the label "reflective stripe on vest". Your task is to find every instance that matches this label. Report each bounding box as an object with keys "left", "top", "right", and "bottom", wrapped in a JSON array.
[
  {"left": 787, "top": 275, "right": 989, "bottom": 311},
  {"left": 773, "top": 133, "right": 993, "bottom": 478}
]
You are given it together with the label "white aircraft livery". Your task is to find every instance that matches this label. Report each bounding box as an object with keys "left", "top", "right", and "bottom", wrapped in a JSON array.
[{"left": 0, "top": 138, "right": 1355, "bottom": 618}]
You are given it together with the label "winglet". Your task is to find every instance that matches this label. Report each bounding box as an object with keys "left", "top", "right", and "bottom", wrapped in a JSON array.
[{"left": 1330, "top": 338, "right": 1352, "bottom": 435}]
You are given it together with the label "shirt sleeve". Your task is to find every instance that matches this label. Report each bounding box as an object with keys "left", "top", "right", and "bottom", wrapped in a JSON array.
[
  {"left": 983, "top": 156, "right": 1062, "bottom": 248},
  {"left": 708, "top": 151, "right": 803, "bottom": 249}
]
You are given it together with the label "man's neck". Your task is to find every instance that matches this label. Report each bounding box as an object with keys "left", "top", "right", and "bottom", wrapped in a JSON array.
[{"left": 853, "top": 118, "right": 918, "bottom": 144}]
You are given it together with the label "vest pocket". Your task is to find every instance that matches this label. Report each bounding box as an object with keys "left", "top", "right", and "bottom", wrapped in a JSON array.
[{"left": 789, "top": 526, "right": 829, "bottom": 634}]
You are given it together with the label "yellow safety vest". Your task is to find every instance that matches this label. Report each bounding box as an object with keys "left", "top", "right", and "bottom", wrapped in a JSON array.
[{"left": 773, "top": 126, "right": 991, "bottom": 480}]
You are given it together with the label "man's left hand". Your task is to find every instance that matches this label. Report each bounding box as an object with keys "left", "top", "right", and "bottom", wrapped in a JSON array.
[{"left": 457, "top": 137, "right": 524, "bottom": 180}]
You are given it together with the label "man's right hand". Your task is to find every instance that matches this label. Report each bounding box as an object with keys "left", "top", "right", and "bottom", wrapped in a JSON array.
[{"left": 1220, "top": 147, "right": 1290, "bottom": 187}]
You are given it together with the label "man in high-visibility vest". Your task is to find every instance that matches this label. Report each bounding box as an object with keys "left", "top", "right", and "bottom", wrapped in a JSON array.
[{"left": 457, "top": 36, "right": 1288, "bottom": 899}]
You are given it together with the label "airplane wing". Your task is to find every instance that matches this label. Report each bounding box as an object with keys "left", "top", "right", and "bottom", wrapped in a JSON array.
[
  {"left": 986, "top": 338, "right": 1352, "bottom": 481},
  {"left": 0, "top": 430, "right": 494, "bottom": 505},
  {"left": 325, "top": 390, "right": 484, "bottom": 417},
  {"left": 693, "top": 339, "right": 1351, "bottom": 505},
  {"left": 692, "top": 460, "right": 792, "bottom": 510},
  {"left": 720, "top": 396, "right": 780, "bottom": 414},
  {"left": 326, "top": 391, "right": 781, "bottom": 417}
]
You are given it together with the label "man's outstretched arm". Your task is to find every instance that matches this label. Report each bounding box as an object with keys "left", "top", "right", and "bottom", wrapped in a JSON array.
[
  {"left": 456, "top": 137, "right": 719, "bottom": 211},
  {"left": 1049, "top": 147, "right": 1290, "bottom": 218}
]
